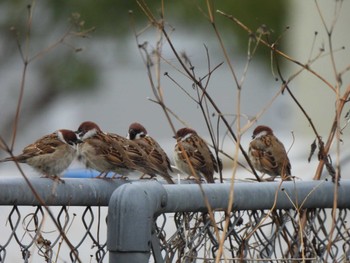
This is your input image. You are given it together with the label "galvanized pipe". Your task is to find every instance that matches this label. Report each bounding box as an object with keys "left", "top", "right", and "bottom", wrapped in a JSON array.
[
  {"left": 0, "top": 177, "right": 127, "bottom": 206},
  {"left": 1, "top": 178, "right": 346, "bottom": 209},
  {"left": 0, "top": 177, "right": 349, "bottom": 262},
  {"left": 163, "top": 180, "right": 350, "bottom": 212},
  {"left": 108, "top": 182, "right": 167, "bottom": 263},
  {"left": 107, "top": 180, "right": 350, "bottom": 263}
]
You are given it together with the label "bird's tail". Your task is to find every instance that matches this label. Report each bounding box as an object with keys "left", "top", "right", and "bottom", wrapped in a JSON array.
[
  {"left": 0, "top": 156, "right": 25, "bottom": 163},
  {"left": 162, "top": 173, "right": 175, "bottom": 184},
  {"left": 0, "top": 157, "right": 13, "bottom": 163},
  {"left": 205, "top": 174, "right": 215, "bottom": 184}
]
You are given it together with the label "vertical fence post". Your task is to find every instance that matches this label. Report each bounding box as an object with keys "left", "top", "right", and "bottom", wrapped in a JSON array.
[
  {"left": 107, "top": 181, "right": 167, "bottom": 263},
  {"left": 105, "top": 180, "right": 350, "bottom": 262}
]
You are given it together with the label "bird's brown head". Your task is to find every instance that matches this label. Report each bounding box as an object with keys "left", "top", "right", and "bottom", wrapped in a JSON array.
[
  {"left": 57, "top": 129, "right": 83, "bottom": 146},
  {"left": 76, "top": 121, "right": 102, "bottom": 140},
  {"left": 128, "top": 122, "right": 147, "bottom": 140},
  {"left": 173, "top": 127, "right": 197, "bottom": 140},
  {"left": 252, "top": 125, "right": 274, "bottom": 139}
]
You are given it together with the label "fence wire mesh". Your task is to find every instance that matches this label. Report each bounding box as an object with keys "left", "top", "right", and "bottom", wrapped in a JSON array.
[
  {"left": 0, "top": 206, "right": 108, "bottom": 263},
  {"left": 0, "top": 204, "right": 349, "bottom": 262},
  {"left": 153, "top": 209, "right": 350, "bottom": 262}
]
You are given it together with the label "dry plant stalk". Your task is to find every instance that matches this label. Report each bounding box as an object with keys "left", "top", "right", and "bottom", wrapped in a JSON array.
[
  {"left": 0, "top": 2, "right": 94, "bottom": 262},
  {"left": 2, "top": 0, "right": 349, "bottom": 261},
  {"left": 135, "top": 0, "right": 349, "bottom": 262},
  {"left": 133, "top": 1, "right": 227, "bottom": 257}
]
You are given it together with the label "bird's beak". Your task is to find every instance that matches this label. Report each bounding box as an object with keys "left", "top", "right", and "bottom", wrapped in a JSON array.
[{"left": 75, "top": 133, "right": 84, "bottom": 141}]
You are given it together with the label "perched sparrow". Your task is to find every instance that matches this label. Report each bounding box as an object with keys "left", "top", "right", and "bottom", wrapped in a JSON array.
[
  {"left": 75, "top": 121, "right": 137, "bottom": 177},
  {"left": 127, "top": 122, "right": 174, "bottom": 184},
  {"left": 248, "top": 125, "right": 291, "bottom": 180},
  {"left": 173, "top": 128, "right": 218, "bottom": 183},
  {"left": 108, "top": 132, "right": 162, "bottom": 179},
  {"left": 76, "top": 121, "right": 161, "bottom": 179},
  {"left": 0, "top": 129, "right": 81, "bottom": 182}
]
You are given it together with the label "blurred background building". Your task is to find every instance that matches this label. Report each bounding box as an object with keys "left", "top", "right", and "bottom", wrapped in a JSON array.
[
  {"left": 0, "top": 1, "right": 349, "bottom": 262},
  {"left": 0, "top": 0, "right": 349, "bottom": 180}
]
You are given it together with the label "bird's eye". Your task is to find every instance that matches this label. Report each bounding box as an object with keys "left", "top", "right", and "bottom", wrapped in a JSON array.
[{"left": 77, "top": 129, "right": 85, "bottom": 136}]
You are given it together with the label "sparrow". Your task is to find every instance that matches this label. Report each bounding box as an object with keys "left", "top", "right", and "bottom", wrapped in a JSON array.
[
  {"left": 127, "top": 122, "right": 174, "bottom": 184},
  {"left": 0, "top": 129, "right": 81, "bottom": 182},
  {"left": 76, "top": 121, "right": 163, "bottom": 179},
  {"left": 248, "top": 125, "right": 291, "bottom": 180},
  {"left": 75, "top": 121, "right": 137, "bottom": 177},
  {"left": 108, "top": 131, "right": 163, "bottom": 179},
  {"left": 173, "top": 128, "right": 218, "bottom": 183}
]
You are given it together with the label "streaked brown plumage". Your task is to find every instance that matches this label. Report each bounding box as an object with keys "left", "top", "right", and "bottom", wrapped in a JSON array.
[
  {"left": 173, "top": 128, "right": 218, "bottom": 183},
  {"left": 128, "top": 122, "right": 174, "bottom": 184},
  {"left": 248, "top": 125, "right": 291, "bottom": 180},
  {"left": 0, "top": 129, "right": 81, "bottom": 181},
  {"left": 108, "top": 132, "right": 162, "bottom": 179},
  {"left": 76, "top": 121, "right": 138, "bottom": 176},
  {"left": 76, "top": 121, "right": 169, "bottom": 180}
]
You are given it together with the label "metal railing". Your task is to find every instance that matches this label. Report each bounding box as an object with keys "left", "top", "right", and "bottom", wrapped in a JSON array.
[{"left": 0, "top": 177, "right": 349, "bottom": 262}]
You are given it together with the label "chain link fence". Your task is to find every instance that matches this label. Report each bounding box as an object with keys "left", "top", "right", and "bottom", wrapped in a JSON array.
[
  {"left": 0, "top": 178, "right": 349, "bottom": 262},
  {"left": 0, "top": 206, "right": 108, "bottom": 262},
  {"left": 155, "top": 209, "right": 350, "bottom": 262}
]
